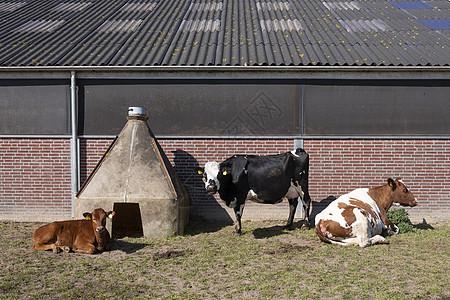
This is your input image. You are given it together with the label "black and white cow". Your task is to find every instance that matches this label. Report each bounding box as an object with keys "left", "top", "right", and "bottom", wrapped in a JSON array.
[{"left": 196, "top": 148, "right": 311, "bottom": 233}]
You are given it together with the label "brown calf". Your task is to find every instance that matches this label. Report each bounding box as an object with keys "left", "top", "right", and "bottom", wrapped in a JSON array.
[{"left": 32, "top": 208, "right": 115, "bottom": 254}]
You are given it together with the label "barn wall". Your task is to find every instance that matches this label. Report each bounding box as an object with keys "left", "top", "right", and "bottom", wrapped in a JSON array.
[
  {"left": 1, "top": 137, "right": 449, "bottom": 223},
  {"left": 0, "top": 139, "right": 72, "bottom": 221},
  {"left": 305, "top": 139, "right": 450, "bottom": 223},
  {"left": 80, "top": 138, "right": 297, "bottom": 223}
]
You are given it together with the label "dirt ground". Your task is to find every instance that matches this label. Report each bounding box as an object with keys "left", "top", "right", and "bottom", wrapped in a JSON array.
[{"left": 0, "top": 219, "right": 448, "bottom": 299}]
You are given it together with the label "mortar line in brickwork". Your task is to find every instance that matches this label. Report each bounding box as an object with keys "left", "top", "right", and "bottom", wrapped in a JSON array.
[{"left": 74, "top": 135, "right": 450, "bottom": 140}]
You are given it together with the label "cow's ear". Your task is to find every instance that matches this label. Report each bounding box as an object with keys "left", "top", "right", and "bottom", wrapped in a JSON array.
[
  {"left": 230, "top": 157, "right": 249, "bottom": 188},
  {"left": 107, "top": 211, "right": 115, "bottom": 219},
  {"left": 83, "top": 213, "right": 92, "bottom": 220},
  {"left": 388, "top": 178, "right": 397, "bottom": 191},
  {"left": 195, "top": 167, "right": 204, "bottom": 175}
]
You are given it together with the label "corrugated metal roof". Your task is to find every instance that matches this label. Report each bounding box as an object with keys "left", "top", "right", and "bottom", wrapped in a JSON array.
[{"left": 0, "top": 0, "right": 448, "bottom": 67}]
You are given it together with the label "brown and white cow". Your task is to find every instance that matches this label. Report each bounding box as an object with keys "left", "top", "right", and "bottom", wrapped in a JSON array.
[
  {"left": 315, "top": 178, "right": 418, "bottom": 247},
  {"left": 32, "top": 208, "right": 115, "bottom": 254}
]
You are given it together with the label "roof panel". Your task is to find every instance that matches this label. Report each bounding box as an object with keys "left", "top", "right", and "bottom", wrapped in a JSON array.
[
  {"left": 389, "top": 1, "right": 433, "bottom": 10},
  {"left": 0, "top": 0, "right": 448, "bottom": 67},
  {"left": 418, "top": 18, "right": 450, "bottom": 30}
]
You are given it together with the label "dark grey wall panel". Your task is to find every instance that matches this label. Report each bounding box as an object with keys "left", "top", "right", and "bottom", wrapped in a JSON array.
[
  {"left": 81, "top": 83, "right": 300, "bottom": 136},
  {"left": 0, "top": 83, "right": 69, "bottom": 135},
  {"left": 304, "top": 84, "right": 450, "bottom": 135}
]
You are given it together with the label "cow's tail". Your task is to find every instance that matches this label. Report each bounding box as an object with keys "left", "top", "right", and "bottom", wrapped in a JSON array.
[{"left": 315, "top": 220, "right": 333, "bottom": 244}]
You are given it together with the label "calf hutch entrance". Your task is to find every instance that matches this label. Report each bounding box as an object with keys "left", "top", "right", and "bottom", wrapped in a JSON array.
[{"left": 75, "top": 107, "right": 189, "bottom": 238}]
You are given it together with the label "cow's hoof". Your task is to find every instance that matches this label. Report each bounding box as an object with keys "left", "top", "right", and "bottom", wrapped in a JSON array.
[
  {"left": 53, "top": 247, "right": 62, "bottom": 254},
  {"left": 64, "top": 247, "right": 72, "bottom": 253}
]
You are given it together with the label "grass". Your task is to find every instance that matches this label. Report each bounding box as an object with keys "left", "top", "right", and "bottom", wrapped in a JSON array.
[{"left": 0, "top": 219, "right": 448, "bottom": 299}]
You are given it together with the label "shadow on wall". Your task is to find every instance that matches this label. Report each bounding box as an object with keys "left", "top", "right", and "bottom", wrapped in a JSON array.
[
  {"left": 172, "top": 149, "right": 233, "bottom": 226},
  {"left": 309, "top": 196, "right": 337, "bottom": 225},
  {"left": 79, "top": 140, "right": 90, "bottom": 185}
]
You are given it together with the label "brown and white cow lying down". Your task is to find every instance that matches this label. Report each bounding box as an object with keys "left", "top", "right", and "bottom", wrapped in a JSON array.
[
  {"left": 315, "top": 178, "right": 418, "bottom": 247},
  {"left": 32, "top": 208, "right": 115, "bottom": 254}
]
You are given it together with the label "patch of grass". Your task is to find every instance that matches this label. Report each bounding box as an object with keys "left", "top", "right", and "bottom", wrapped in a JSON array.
[{"left": 0, "top": 221, "right": 448, "bottom": 299}]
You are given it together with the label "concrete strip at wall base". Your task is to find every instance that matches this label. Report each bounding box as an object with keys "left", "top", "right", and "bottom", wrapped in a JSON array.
[
  {"left": 0, "top": 206, "right": 446, "bottom": 225},
  {"left": 190, "top": 200, "right": 304, "bottom": 222},
  {"left": 0, "top": 212, "right": 72, "bottom": 223},
  {"left": 406, "top": 209, "right": 450, "bottom": 224},
  {"left": 189, "top": 199, "right": 449, "bottom": 224}
]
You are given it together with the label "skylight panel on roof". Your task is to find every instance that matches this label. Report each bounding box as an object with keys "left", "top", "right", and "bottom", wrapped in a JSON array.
[
  {"left": 188, "top": 2, "right": 223, "bottom": 12},
  {"left": 339, "top": 19, "right": 389, "bottom": 32},
  {"left": 97, "top": 19, "right": 143, "bottom": 33},
  {"left": 322, "top": 1, "right": 361, "bottom": 10},
  {"left": 389, "top": 1, "right": 433, "bottom": 9},
  {"left": 418, "top": 19, "right": 450, "bottom": 30},
  {"left": 15, "top": 20, "right": 65, "bottom": 32},
  {"left": 120, "top": 2, "right": 157, "bottom": 12},
  {"left": 180, "top": 19, "right": 221, "bottom": 32},
  {"left": 0, "top": 2, "right": 26, "bottom": 11},
  {"left": 260, "top": 19, "right": 302, "bottom": 32},
  {"left": 51, "top": 2, "right": 92, "bottom": 11},
  {"left": 256, "top": 1, "right": 291, "bottom": 11}
]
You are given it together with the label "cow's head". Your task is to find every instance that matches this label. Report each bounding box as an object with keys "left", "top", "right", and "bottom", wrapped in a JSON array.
[
  {"left": 387, "top": 178, "right": 418, "bottom": 207},
  {"left": 83, "top": 208, "right": 115, "bottom": 233},
  {"left": 195, "top": 162, "right": 221, "bottom": 194}
]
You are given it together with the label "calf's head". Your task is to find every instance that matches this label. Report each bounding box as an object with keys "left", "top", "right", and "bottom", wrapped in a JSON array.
[
  {"left": 195, "top": 162, "right": 220, "bottom": 194},
  {"left": 83, "top": 208, "right": 115, "bottom": 233},
  {"left": 387, "top": 178, "right": 418, "bottom": 207}
]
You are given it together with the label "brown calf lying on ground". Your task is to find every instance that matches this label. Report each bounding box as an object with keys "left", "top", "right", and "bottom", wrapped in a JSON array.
[{"left": 32, "top": 208, "right": 115, "bottom": 254}]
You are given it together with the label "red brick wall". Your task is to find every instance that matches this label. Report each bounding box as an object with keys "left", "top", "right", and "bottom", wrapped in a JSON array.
[
  {"left": 0, "top": 139, "right": 72, "bottom": 220},
  {"left": 304, "top": 139, "right": 450, "bottom": 222},
  {"left": 1, "top": 137, "right": 449, "bottom": 222},
  {"left": 79, "top": 138, "right": 296, "bottom": 222},
  {"left": 79, "top": 139, "right": 115, "bottom": 185}
]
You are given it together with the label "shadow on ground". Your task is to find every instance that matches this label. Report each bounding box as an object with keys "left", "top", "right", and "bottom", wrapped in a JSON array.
[
  {"left": 414, "top": 221, "right": 435, "bottom": 230},
  {"left": 111, "top": 239, "right": 150, "bottom": 254},
  {"left": 184, "top": 217, "right": 234, "bottom": 236},
  {"left": 252, "top": 225, "right": 290, "bottom": 239}
]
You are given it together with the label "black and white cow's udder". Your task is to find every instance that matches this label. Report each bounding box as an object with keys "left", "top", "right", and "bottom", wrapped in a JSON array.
[{"left": 245, "top": 181, "right": 304, "bottom": 204}]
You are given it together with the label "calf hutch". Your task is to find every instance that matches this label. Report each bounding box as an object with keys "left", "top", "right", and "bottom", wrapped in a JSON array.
[{"left": 0, "top": 0, "right": 449, "bottom": 224}]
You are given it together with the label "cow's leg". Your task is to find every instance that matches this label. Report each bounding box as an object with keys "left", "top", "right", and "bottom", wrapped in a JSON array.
[
  {"left": 342, "top": 235, "right": 389, "bottom": 247},
  {"left": 233, "top": 203, "right": 245, "bottom": 234},
  {"left": 73, "top": 244, "right": 97, "bottom": 254},
  {"left": 285, "top": 197, "right": 298, "bottom": 230},
  {"left": 368, "top": 235, "right": 390, "bottom": 245},
  {"left": 298, "top": 176, "right": 312, "bottom": 227},
  {"left": 353, "top": 214, "right": 373, "bottom": 247},
  {"left": 32, "top": 226, "right": 62, "bottom": 253},
  {"left": 302, "top": 191, "right": 312, "bottom": 227},
  {"left": 32, "top": 242, "right": 61, "bottom": 253}
]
